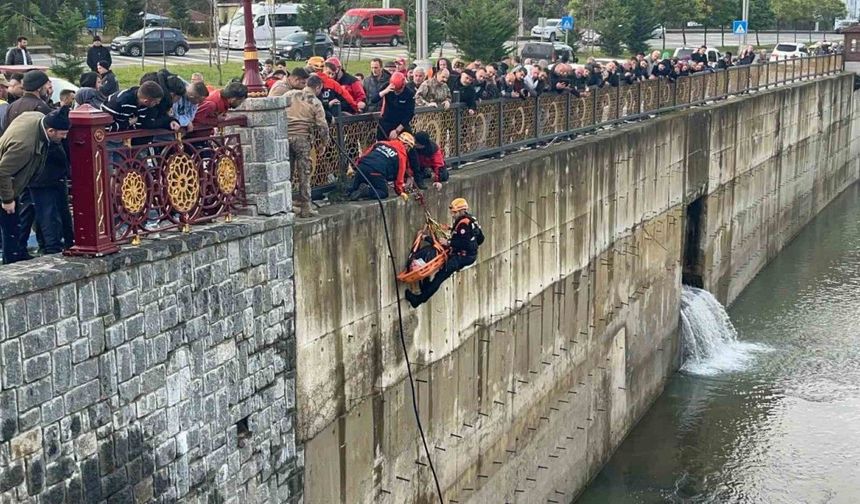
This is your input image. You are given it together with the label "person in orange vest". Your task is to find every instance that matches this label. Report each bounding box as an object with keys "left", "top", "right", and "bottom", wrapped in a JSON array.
[
  {"left": 405, "top": 197, "right": 485, "bottom": 307},
  {"left": 348, "top": 131, "right": 417, "bottom": 201}
]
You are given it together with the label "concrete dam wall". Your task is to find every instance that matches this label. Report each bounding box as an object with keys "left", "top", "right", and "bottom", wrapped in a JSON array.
[{"left": 294, "top": 73, "right": 858, "bottom": 503}]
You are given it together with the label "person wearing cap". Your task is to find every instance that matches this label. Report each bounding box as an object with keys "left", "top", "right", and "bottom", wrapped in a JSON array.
[
  {"left": 0, "top": 108, "right": 70, "bottom": 263},
  {"left": 0, "top": 75, "right": 9, "bottom": 105},
  {"left": 348, "top": 131, "right": 418, "bottom": 201},
  {"left": 326, "top": 56, "right": 366, "bottom": 111},
  {"left": 6, "top": 71, "right": 52, "bottom": 129},
  {"left": 448, "top": 69, "right": 478, "bottom": 114},
  {"left": 376, "top": 71, "right": 415, "bottom": 142},
  {"left": 97, "top": 60, "right": 119, "bottom": 97},
  {"left": 404, "top": 197, "right": 485, "bottom": 307},
  {"left": 4, "top": 37, "right": 32, "bottom": 66},
  {"left": 363, "top": 58, "right": 390, "bottom": 113},
  {"left": 285, "top": 74, "right": 328, "bottom": 218},
  {"left": 86, "top": 36, "right": 112, "bottom": 72}
]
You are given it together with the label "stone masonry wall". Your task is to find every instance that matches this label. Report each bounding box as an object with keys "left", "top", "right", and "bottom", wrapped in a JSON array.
[{"left": 0, "top": 217, "right": 301, "bottom": 504}]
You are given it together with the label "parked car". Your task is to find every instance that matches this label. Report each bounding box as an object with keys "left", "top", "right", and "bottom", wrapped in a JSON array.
[
  {"left": 521, "top": 41, "right": 575, "bottom": 63},
  {"left": 275, "top": 32, "right": 335, "bottom": 60},
  {"left": 834, "top": 18, "right": 858, "bottom": 33},
  {"left": 218, "top": 3, "right": 301, "bottom": 50},
  {"left": 530, "top": 18, "right": 563, "bottom": 41},
  {"left": 329, "top": 8, "right": 405, "bottom": 47},
  {"left": 673, "top": 47, "right": 721, "bottom": 65},
  {"left": 110, "top": 28, "right": 190, "bottom": 57},
  {"left": 579, "top": 29, "right": 601, "bottom": 45},
  {"left": 770, "top": 42, "right": 808, "bottom": 60},
  {"left": 652, "top": 25, "right": 664, "bottom": 39}
]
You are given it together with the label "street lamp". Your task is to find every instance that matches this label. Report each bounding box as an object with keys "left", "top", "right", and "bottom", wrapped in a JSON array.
[{"left": 240, "top": 0, "right": 266, "bottom": 96}]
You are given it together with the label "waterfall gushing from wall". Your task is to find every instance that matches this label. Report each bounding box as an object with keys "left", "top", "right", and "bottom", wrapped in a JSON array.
[{"left": 679, "top": 286, "right": 768, "bottom": 376}]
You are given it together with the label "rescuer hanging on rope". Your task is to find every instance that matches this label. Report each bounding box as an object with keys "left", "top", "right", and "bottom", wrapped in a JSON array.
[
  {"left": 405, "top": 198, "right": 484, "bottom": 307},
  {"left": 348, "top": 131, "right": 419, "bottom": 201}
]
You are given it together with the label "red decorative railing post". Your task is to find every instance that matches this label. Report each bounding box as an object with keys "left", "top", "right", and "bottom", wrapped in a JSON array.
[
  {"left": 241, "top": 0, "right": 267, "bottom": 97},
  {"left": 66, "top": 105, "right": 119, "bottom": 257}
]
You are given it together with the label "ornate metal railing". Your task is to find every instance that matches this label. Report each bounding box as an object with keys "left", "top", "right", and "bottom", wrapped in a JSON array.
[
  {"left": 305, "top": 53, "right": 844, "bottom": 192},
  {"left": 67, "top": 105, "right": 247, "bottom": 257}
]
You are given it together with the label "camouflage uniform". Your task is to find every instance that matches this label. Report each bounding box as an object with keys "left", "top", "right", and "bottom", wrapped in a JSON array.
[
  {"left": 285, "top": 87, "right": 329, "bottom": 217},
  {"left": 415, "top": 78, "right": 452, "bottom": 107}
]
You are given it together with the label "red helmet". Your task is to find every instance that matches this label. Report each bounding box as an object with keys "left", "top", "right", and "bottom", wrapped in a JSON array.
[
  {"left": 325, "top": 56, "right": 342, "bottom": 70},
  {"left": 390, "top": 72, "right": 406, "bottom": 91}
]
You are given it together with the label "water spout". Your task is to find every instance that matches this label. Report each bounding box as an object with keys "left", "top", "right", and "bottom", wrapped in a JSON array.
[{"left": 679, "top": 286, "right": 767, "bottom": 376}]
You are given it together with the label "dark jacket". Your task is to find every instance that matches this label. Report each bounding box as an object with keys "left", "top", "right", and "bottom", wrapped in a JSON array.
[
  {"left": 101, "top": 87, "right": 150, "bottom": 132},
  {"left": 4, "top": 47, "right": 32, "bottom": 65},
  {"left": 449, "top": 77, "right": 478, "bottom": 110},
  {"left": 379, "top": 87, "right": 415, "bottom": 135},
  {"left": 75, "top": 87, "right": 105, "bottom": 108},
  {"left": 138, "top": 69, "right": 181, "bottom": 130},
  {"left": 99, "top": 70, "right": 119, "bottom": 97},
  {"left": 450, "top": 213, "right": 484, "bottom": 257},
  {"left": 29, "top": 140, "right": 69, "bottom": 188},
  {"left": 86, "top": 45, "right": 112, "bottom": 72},
  {"left": 691, "top": 52, "right": 708, "bottom": 65},
  {"left": 6, "top": 94, "right": 52, "bottom": 129},
  {"left": 363, "top": 71, "right": 391, "bottom": 112}
]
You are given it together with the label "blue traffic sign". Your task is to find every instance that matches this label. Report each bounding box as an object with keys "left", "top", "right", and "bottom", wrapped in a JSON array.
[
  {"left": 732, "top": 20, "right": 748, "bottom": 35},
  {"left": 561, "top": 16, "right": 574, "bottom": 32}
]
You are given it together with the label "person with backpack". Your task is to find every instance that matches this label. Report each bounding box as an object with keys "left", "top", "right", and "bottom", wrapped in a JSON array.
[{"left": 405, "top": 198, "right": 485, "bottom": 307}]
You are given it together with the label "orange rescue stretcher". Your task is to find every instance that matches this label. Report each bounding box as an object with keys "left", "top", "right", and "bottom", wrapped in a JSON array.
[{"left": 396, "top": 215, "right": 450, "bottom": 283}]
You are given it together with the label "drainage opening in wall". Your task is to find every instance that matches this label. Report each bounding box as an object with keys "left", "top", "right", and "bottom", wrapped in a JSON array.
[
  {"left": 236, "top": 416, "right": 251, "bottom": 448},
  {"left": 682, "top": 196, "right": 706, "bottom": 288}
]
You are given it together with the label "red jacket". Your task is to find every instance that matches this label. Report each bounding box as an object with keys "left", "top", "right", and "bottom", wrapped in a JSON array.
[
  {"left": 317, "top": 72, "right": 359, "bottom": 113},
  {"left": 357, "top": 140, "right": 410, "bottom": 195},
  {"left": 418, "top": 148, "right": 445, "bottom": 182},
  {"left": 192, "top": 90, "right": 229, "bottom": 134},
  {"left": 338, "top": 72, "right": 366, "bottom": 105}
]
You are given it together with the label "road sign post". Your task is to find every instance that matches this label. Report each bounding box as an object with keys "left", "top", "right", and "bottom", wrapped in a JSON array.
[
  {"left": 733, "top": 19, "right": 749, "bottom": 55},
  {"left": 561, "top": 15, "right": 574, "bottom": 45}
]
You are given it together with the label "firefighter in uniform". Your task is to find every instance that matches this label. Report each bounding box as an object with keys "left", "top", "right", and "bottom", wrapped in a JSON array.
[
  {"left": 405, "top": 198, "right": 485, "bottom": 307},
  {"left": 348, "top": 131, "right": 418, "bottom": 201}
]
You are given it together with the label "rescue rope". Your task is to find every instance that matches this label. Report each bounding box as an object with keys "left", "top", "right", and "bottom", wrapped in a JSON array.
[{"left": 331, "top": 137, "right": 445, "bottom": 504}]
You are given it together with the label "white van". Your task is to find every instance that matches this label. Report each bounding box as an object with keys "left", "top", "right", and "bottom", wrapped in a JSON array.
[{"left": 218, "top": 3, "right": 302, "bottom": 50}]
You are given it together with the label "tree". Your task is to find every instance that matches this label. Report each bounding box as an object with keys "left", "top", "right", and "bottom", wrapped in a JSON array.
[
  {"left": 298, "top": 0, "right": 333, "bottom": 54},
  {"left": 35, "top": 2, "right": 87, "bottom": 81},
  {"left": 169, "top": 0, "right": 189, "bottom": 32},
  {"left": 118, "top": 0, "right": 145, "bottom": 33},
  {"left": 622, "top": 0, "right": 658, "bottom": 54},
  {"left": 748, "top": 0, "right": 775, "bottom": 45},
  {"left": 654, "top": 0, "right": 696, "bottom": 46},
  {"left": 812, "top": 0, "right": 846, "bottom": 30},
  {"left": 445, "top": 0, "right": 516, "bottom": 62}
]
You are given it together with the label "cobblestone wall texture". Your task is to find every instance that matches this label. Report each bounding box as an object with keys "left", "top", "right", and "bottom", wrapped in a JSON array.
[{"left": 0, "top": 217, "right": 301, "bottom": 504}]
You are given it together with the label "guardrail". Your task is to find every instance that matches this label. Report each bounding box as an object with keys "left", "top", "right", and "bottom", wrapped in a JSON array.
[
  {"left": 67, "top": 105, "right": 247, "bottom": 257},
  {"left": 305, "top": 54, "right": 844, "bottom": 191}
]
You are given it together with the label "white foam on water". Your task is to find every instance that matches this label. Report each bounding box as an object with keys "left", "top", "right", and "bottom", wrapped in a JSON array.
[{"left": 679, "top": 286, "right": 769, "bottom": 376}]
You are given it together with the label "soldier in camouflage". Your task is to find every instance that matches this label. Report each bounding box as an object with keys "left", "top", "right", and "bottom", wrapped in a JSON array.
[{"left": 285, "top": 75, "right": 329, "bottom": 218}]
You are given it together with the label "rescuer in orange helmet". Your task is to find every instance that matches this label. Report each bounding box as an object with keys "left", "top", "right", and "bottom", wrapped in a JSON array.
[
  {"left": 405, "top": 197, "right": 485, "bottom": 307},
  {"left": 348, "top": 131, "right": 419, "bottom": 201}
]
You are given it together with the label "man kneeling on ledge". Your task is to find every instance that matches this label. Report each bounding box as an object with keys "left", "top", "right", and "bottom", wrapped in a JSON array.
[{"left": 405, "top": 198, "right": 484, "bottom": 307}]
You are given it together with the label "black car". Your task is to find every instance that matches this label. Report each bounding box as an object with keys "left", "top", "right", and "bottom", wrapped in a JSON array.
[
  {"left": 275, "top": 32, "right": 335, "bottom": 61},
  {"left": 520, "top": 42, "right": 576, "bottom": 63},
  {"left": 110, "top": 28, "right": 190, "bottom": 57}
]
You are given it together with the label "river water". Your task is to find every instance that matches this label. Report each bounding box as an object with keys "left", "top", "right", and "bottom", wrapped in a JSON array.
[{"left": 576, "top": 184, "right": 860, "bottom": 504}]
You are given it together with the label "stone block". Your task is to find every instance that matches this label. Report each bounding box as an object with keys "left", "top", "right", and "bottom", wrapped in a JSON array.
[
  {"left": 21, "top": 328, "right": 54, "bottom": 359},
  {"left": 25, "top": 293, "right": 43, "bottom": 330},
  {"left": 64, "top": 380, "right": 100, "bottom": 414},
  {"left": 3, "top": 297, "right": 27, "bottom": 338},
  {"left": 58, "top": 284, "right": 77, "bottom": 318},
  {"left": 40, "top": 396, "right": 64, "bottom": 426},
  {"left": 23, "top": 354, "right": 51, "bottom": 383},
  {"left": 115, "top": 291, "right": 140, "bottom": 319},
  {"left": 10, "top": 427, "right": 42, "bottom": 459},
  {"left": 1, "top": 339, "right": 22, "bottom": 388},
  {"left": 73, "top": 358, "right": 100, "bottom": 387},
  {"left": 0, "top": 459, "right": 24, "bottom": 492},
  {"left": 56, "top": 318, "right": 80, "bottom": 347},
  {"left": 82, "top": 319, "right": 105, "bottom": 356},
  {"left": 0, "top": 389, "right": 18, "bottom": 441},
  {"left": 52, "top": 347, "right": 72, "bottom": 394},
  {"left": 17, "top": 376, "right": 52, "bottom": 412},
  {"left": 105, "top": 323, "right": 125, "bottom": 350},
  {"left": 72, "top": 338, "right": 90, "bottom": 364},
  {"left": 42, "top": 290, "right": 60, "bottom": 325},
  {"left": 155, "top": 438, "right": 175, "bottom": 468}
]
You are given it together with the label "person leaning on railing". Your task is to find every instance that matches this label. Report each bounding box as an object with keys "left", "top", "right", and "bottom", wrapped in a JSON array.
[
  {"left": 189, "top": 82, "right": 248, "bottom": 138},
  {"left": 0, "top": 108, "right": 70, "bottom": 264},
  {"left": 100, "top": 82, "right": 165, "bottom": 133},
  {"left": 415, "top": 69, "right": 452, "bottom": 109},
  {"left": 285, "top": 75, "right": 328, "bottom": 218}
]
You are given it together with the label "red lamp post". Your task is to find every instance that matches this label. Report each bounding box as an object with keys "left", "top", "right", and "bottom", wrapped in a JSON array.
[{"left": 240, "top": 0, "right": 267, "bottom": 97}]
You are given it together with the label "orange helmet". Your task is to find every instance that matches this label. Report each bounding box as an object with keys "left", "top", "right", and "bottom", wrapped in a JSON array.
[
  {"left": 398, "top": 131, "right": 415, "bottom": 149},
  {"left": 390, "top": 71, "right": 406, "bottom": 91},
  {"left": 307, "top": 56, "right": 324, "bottom": 72},
  {"left": 449, "top": 198, "right": 469, "bottom": 212}
]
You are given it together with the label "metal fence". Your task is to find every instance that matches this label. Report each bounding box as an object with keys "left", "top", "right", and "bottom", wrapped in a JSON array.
[
  {"left": 303, "top": 53, "right": 844, "bottom": 191},
  {"left": 67, "top": 108, "right": 247, "bottom": 256}
]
